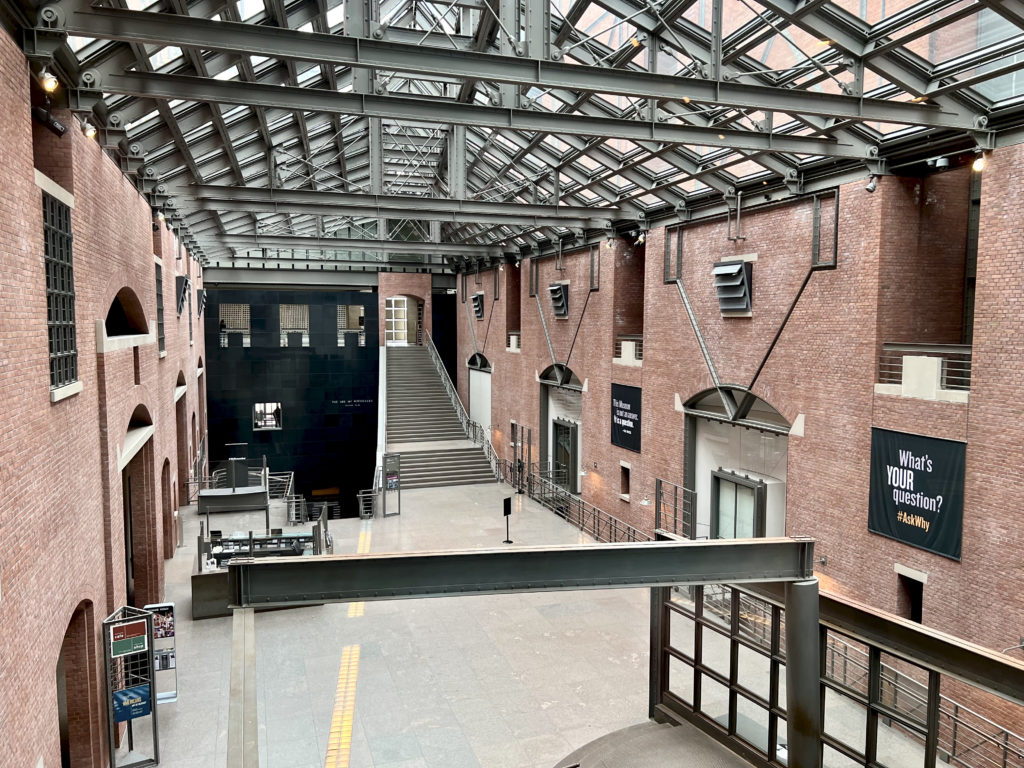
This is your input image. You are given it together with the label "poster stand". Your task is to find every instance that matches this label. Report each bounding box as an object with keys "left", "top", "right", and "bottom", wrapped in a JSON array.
[
  {"left": 143, "top": 602, "right": 178, "bottom": 703},
  {"left": 103, "top": 606, "right": 159, "bottom": 768}
]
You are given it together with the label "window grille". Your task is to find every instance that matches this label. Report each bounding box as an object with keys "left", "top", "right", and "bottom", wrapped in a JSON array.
[
  {"left": 279, "top": 304, "right": 309, "bottom": 347},
  {"left": 43, "top": 193, "right": 77, "bottom": 388},
  {"left": 219, "top": 303, "right": 251, "bottom": 348},
  {"left": 337, "top": 305, "right": 366, "bottom": 347}
]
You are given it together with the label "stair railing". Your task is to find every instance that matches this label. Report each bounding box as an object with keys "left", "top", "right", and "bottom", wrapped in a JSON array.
[{"left": 423, "top": 332, "right": 501, "bottom": 480}]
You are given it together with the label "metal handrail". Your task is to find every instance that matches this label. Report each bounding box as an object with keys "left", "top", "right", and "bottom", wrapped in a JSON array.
[
  {"left": 424, "top": 331, "right": 501, "bottom": 481},
  {"left": 498, "top": 458, "right": 650, "bottom": 544},
  {"left": 267, "top": 471, "right": 294, "bottom": 499},
  {"left": 825, "top": 631, "right": 1024, "bottom": 768},
  {"left": 878, "top": 342, "right": 972, "bottom": 391},
  {"left": 654, "top": 478, "right": 698, "bottom": 539}
]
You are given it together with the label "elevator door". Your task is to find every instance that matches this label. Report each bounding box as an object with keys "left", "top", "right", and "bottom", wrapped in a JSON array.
[{"left": 553, "top": 420, "right": 578, "bottom": 494}]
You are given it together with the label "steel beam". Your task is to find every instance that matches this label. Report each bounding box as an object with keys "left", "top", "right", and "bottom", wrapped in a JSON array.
[
  {"left": 52, "top": 6, "right": 973, "bottom": 129},
  {"left": 227, "top": 537, "right": 817, "bottom": 608},
  {"left": 97, "top": 71, "right": 865, "bottom": 158},
  {"left": 226, "top": 608, "right": 257, "bottom": 768},
  {"left": 218, "top": 233, "right": 503, "bottom": 255},
  {"left": 187, "top": 198, "right": 601, "bottom": 228},
  {"left": 189, "top": 184, "right": 614, "bottom": 218}
]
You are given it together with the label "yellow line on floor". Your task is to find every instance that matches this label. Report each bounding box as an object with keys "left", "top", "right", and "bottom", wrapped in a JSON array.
[
  {"left": 347, "top": 523, "right": 372, "bottom": 618},
  {"left": 324, "top": 644, "right": 361, "bottom": 768}
]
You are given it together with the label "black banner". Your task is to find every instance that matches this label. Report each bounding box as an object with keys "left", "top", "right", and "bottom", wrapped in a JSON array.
[
  {"left": 611, "top": 384, "right": 642, "bottom": 452},
  {"left": 868, "top": 428, "right": 965, "bottom": 560}
]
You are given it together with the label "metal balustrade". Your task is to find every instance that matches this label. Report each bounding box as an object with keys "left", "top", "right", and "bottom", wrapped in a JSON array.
[
  {"left": 655, "top": 478, "right": 698, "bottom": 539},
  {"left": 878, "top": 343, "right": 972, "bottom": 391},
  {"left": 613, "top": 334, "right": 645, "bottom": 361},
  {"left": 424, "top": 331, "right": 501, "bottom": 481},
  {"left": 496, "top": 458, "right": 650, "bottom": 544},
  {"left": 655, "top": 578, "right": 1024, "bottom": 768}
]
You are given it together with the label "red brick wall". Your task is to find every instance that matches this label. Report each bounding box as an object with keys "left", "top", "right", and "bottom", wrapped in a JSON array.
[
  {"left": 0, "top": 30, "right": 205, "bottom": 768},
  {"left": 876, "top": 171, "right": 968, "bottom": 348},
  {"left": 455, "top": 171, "right": 1020, "bottom": 662}
]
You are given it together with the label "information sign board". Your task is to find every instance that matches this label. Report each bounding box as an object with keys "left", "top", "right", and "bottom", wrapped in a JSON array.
[
  {"left": 110, "top": 619, "right": 148, "bottom": 658},
  {"left": 112, "top": 684, "right": 152, "bottom": 722}
]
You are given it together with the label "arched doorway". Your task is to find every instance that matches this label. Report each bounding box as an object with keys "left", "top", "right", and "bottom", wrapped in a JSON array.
[
  {"left": 56, "top": 600, "right": 101, "bottom": 768},
  {"left": 467, "top": 353, "right": 492, "bottom": 436},
  {"left": 174, "top": 372, "right": 188, "bottom": 501},
  {"left": 684, "top": 388, "right": 790, "bottom": 540},
  {"left": 539, "top": 364, "right": 583, "bottom": 494},
  {"left": 122, "top": 405, "right": 157, "bottom": 607},
  {"left": 161, "top": 459, "right": 174, "bottom": 558}
]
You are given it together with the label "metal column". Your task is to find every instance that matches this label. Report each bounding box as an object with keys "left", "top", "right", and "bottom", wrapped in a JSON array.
[{"left": 784, "top": 578, "right": 822, "bottom": 768}]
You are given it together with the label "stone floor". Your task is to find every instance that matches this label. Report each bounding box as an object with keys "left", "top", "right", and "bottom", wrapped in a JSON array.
[
  {"left": 142, "top": 483, "right": 664, "bottom": 768},
  {"left": 125, "top": 480, "right": 927, "bottom": 768}
]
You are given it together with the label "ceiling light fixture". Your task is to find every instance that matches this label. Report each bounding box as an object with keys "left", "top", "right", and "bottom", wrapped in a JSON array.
[
  {"left": 972, "top": 153, "right": 986, "bottom": 173},
  {"left": 81, "top": 120, "right": 97, "bottom": 139},
  {"left": 639, "top": 494, "right": 652, "bottom": 506},
  {"left": 864, "top": 175, "right": 878, "bottom": 193}
]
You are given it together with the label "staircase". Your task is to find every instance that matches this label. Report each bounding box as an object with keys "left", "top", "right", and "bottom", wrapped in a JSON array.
[
  {"left": 386, "top": 346, "right": 495, "bottom": 489},
  {"left": 387, "top": 346, "right": 466, "bottom": 443},
  {"left": 399, "top": 448, "right": 495, "bottom": 489}
]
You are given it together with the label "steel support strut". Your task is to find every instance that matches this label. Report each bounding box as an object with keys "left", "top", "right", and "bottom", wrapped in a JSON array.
[{"left": 784, "top": 578, "right": 823, "bottom": 768}]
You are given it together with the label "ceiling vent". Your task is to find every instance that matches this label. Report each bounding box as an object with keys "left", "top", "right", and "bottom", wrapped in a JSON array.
[{"left": 712, "top": 261, "right": 752, "bottom": 315}]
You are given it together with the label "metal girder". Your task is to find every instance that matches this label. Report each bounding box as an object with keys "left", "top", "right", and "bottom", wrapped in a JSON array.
[
  {"left": 189, "top": 184, "right": 613, "bottom": 221},
  {"left": 51, "top": 5, "right": 976, "bottom": 130},
  {"left": 97, "top": 71, "right": 866, "bottom": 158},
  {"left": 227, "top": 538, "right": 816, "bottom": 608},
  {"left": 189, "top": 198, "right": 602, "bottom": 228},
  {"left": 219, "top": 233, "right": 504, "bottom": 255}
]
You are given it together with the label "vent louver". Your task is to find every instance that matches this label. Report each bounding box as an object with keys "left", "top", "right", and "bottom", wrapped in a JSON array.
[
  {"left": 471, "top": 292, "right": 484, "bottom": 318},
  {"left": 548, "top": 283, "right": 569, "bottom": 317},
  {"left": 712, "top": 261, "right": 752, "bottom": 315}
]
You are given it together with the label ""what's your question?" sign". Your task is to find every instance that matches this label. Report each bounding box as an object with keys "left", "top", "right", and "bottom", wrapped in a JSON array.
[{"left": 868, "top": 428, "right": 965, "bottom": 560}]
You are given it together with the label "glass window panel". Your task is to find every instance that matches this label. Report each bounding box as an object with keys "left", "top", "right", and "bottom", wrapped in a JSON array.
[
  {"left": 668, "top": 655, "right": 694, "bottom": 705},
  {"left": 878, "top": 652, "right": 928, "bottom": 727},
  {"left": 736, "top": 592, "right": 773, "bottom": 650},
  {"left": 824, "top": 687, "right": 867, "bottom": 754},
  {"left": 669, "top": 610, "right": 695, "bottom": 659},
  {"left": 736, "top": 694, "right": 770, "bottom": 754},
  {"left": 701, "top": 625, "right": 731, "bottom": 679},
  {"left": 778, "top": 661, "right": 787, "bottom": 712},
  {"left": 699, "top": 673, "right": 730, "bottom": 729},
  {"left": 737, "top": 643, "right": 771, "bottom": 701},
  {"left": 875, "top": 720, "right": 926, "bottom": 768},
  {"left": 736, "top": 484, "right": 756, "bottom": 538},
  {"left": 823, "top": 745, "right": 862, "bottom": 768},
  {"left": 718, "top": 479, "right": 736, "bottom": 538},
  {"left": 702, "top": 585, "right": 731, "bottom": 629},
  {"left": 824, "top": 633, "right": 869, "bottom": 697}
]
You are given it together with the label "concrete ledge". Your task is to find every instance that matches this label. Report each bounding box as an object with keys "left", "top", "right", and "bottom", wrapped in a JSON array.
[
  {"left": 95, "top": 319, "right": 157, "bottom": 354},
  {"left": 50, "top": 380, "right": 83, "bottom": 403}
]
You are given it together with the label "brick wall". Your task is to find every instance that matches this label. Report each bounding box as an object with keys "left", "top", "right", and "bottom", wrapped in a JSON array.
[
  {"left": 0, "top": 30, "right": 205, "bottom": 768},
  {"left": 377, "top": 272, "right": 432, "bottom": 347},
  {"left": 456, "top": 167, "right": 1024, "bottom": 672}
]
